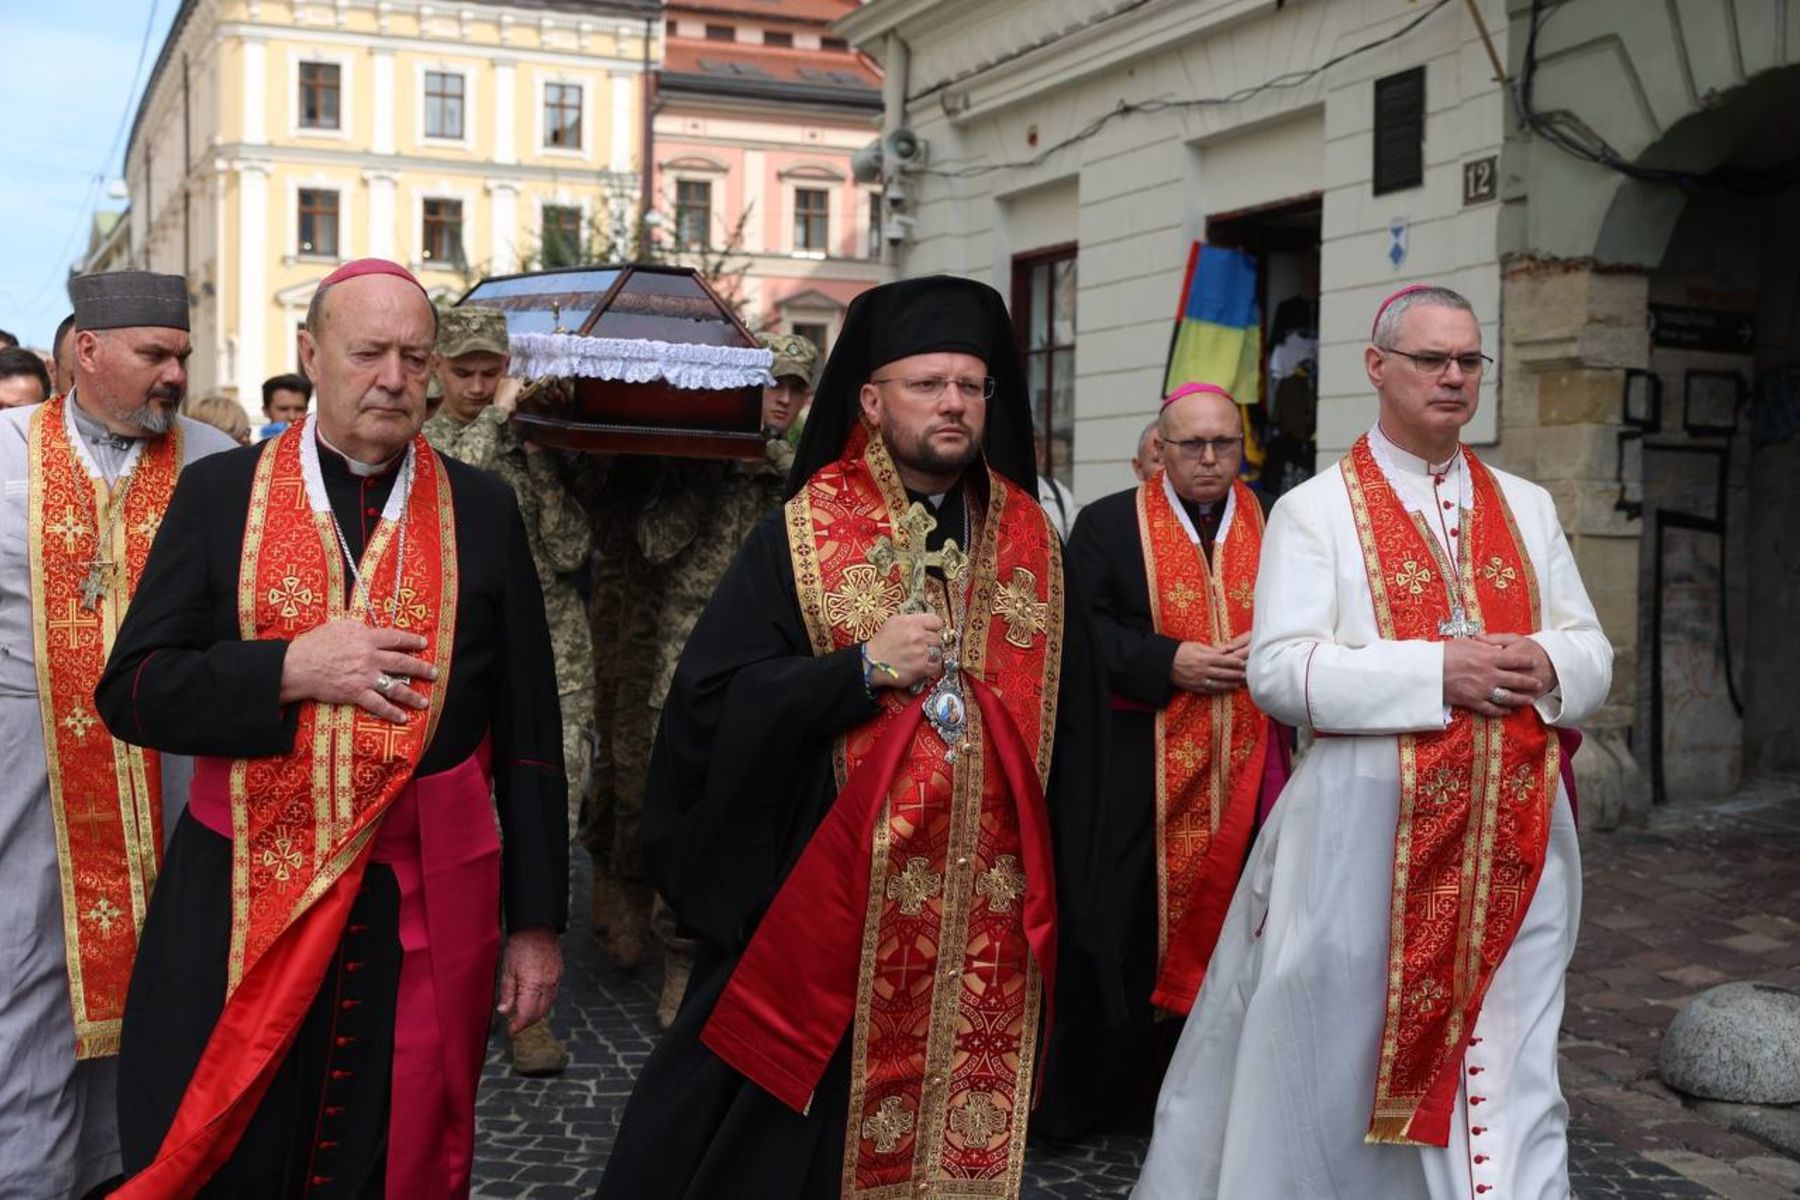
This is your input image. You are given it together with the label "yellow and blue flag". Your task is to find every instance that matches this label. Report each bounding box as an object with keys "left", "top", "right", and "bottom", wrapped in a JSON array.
[{"left": 1164, "top": 243, "right": 1264, "bottom": 470}]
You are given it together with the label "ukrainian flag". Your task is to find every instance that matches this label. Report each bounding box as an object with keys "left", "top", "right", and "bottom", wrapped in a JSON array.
[{"left": 1164, "top": 243, "right": 1263, "bottom": 470}]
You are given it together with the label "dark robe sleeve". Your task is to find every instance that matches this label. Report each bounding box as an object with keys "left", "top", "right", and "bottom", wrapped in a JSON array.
[
  {"left": 489, "top": 492, "right": 570, "bottom": 933},
  {"left": 1066, "top": 494, "right": 1179, "bottom": 708},
  {"left": 641, "top": 511, "right": 879, "bottom": 952},
  {"left": 96, "top": 453, "right": 300, "bottom": 758},
  {"left": 1043, "top": 550, "right": 1129, "bottom": 1028}
]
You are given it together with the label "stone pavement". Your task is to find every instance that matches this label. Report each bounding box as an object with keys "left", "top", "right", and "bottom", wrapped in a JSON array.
[
  {"left": 1561, "top": 779, "right": 1800, "bottom": 1200},
  {"left": 472, "top": 784, "right": 1800, "bottom": 1198}
]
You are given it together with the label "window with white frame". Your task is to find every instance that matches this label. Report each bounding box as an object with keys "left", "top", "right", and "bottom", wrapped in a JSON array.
[
  {"left": 544, "top": 83, "right": 583, "bottom": 149},
  {"left": 299, "top": 61, "right": 341, "bottom": 129},
  {"left": 675, "top": 180, "right": 711, "bottom": 250},
  {"left": 542, "top": 204, "right": 584, "bottom": 268},
  {"left": 422, "top": 198, "right": 464, "bottom": 266},
  {"left": 794, "top": 188, "right": 829, "bottom": 253},
  {"left": 424, "top": 71, "right": 464, "bottom": 140},
  {"left": 298, "top": 188, "right": 339, "bottom": 257}
]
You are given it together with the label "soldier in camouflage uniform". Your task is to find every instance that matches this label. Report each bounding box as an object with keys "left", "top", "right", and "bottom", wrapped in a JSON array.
[
  {"left": 423, "top": 306, "right": 593, "bottom": 1076},
  {"left": 574, "top": 455, "right": 664, "bottom": 977},
  {"left": 640, "top": 331, "right": 816, "bottom": 1029}
]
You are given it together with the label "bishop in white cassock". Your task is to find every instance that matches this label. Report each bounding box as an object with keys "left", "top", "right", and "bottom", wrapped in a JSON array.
[{"left": 1133, "top": 285, "right": 1612, "bottom": 1200}]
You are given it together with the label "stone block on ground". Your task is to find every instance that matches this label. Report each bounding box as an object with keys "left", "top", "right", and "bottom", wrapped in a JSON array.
[{"left": 1659, "top": 982, "right": 1800, "bottom": 1104}]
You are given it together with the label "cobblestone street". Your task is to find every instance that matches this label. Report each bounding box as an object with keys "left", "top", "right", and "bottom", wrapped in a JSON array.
[{"left": 472, "top": 785, "right": 1800, "bottom": 1199}]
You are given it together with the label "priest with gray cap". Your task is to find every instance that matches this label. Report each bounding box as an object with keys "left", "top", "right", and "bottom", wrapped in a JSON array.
[{"left": 0, "top": 269, "right": 235, "bottom": 1198}]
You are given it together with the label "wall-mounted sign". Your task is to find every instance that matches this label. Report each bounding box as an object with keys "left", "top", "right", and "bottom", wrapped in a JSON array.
[
  {"left": 1648, "top": 303, "right": 1755, "bottom": 353},
  {"left": 1462, "top": 156, "right": 1498, "bottom": 205}
]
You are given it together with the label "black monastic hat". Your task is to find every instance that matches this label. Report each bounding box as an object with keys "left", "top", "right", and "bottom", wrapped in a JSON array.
[
  {"left": 785, "top": 275, "right": 1036, "bottom": 498},
  {"left": 69, "top": 270, "right": 190, "bottom": 332}
]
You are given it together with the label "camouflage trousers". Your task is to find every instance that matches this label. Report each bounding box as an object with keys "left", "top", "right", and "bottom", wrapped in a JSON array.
[{"left": 581, "top": 554, "right": 656, "bottom": 886}]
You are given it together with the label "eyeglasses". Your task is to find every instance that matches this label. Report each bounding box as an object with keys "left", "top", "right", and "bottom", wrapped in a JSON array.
[
  {"left": 869, "top": 374, "right": 997, "bottom": 402},
  {"left": 1159, "top": 435, "right": 1243, "bottom": 460},
  {"left": 1379, "top": 347, "right": 1493, "bottom": 376}
]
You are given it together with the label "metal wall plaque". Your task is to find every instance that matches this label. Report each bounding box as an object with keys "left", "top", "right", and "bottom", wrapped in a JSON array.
[{"left": 1462, "top": 156, "right": 1498, "bottom": 205}]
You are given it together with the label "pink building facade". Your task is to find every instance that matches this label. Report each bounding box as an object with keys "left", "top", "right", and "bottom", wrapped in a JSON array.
[{"left": 654, "top": 0, "right": 890, "bottom": 353}]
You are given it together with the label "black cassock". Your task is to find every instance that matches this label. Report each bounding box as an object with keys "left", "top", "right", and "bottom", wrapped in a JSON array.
[
  {"left": 95, "top": 440, "right": 567, "bottom": 1199},
  {"left": 1035, "top": 483, "right": 1274, "bottom": 1137},
  {"left": 598, "top": 491, "right": 1117, "bottom": 1199}
]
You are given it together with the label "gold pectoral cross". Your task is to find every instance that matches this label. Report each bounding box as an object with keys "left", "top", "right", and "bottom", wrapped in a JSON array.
[{"left": 867, "top": 501, "right": 969, "bottom": 614}]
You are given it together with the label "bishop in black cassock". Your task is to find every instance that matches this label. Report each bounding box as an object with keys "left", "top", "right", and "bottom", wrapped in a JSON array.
[
  {"left": 597, "top": 276, "right": 1119, "bottom": 1199},
  {"left": 95, "top": 259, "right": 566, "bottom": 1198}
]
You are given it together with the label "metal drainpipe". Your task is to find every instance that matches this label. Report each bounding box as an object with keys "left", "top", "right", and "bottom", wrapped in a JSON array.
[
  {"left": 640, "top": 13, "right": 656, "bottom": 256},
  {"left": 881, "top": 31, "right": 909, "bottom": 270}
]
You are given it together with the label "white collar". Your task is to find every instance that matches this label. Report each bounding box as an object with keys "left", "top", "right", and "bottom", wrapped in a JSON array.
[
  {"left": 314, "top": 424, "right": 402, "bottom": 478},
  {"left": 1370, "top": 421, "right": 1460, "bottom": 476},
  {"left": 1160, "top": 470, "right": 1236, "bottom": 551}
]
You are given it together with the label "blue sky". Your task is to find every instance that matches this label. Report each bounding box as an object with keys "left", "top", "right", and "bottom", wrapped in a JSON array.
[{"left": 0, "top": 1, "right": 179, "bottom": 349}]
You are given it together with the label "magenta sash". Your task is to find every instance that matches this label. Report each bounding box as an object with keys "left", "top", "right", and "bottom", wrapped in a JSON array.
[{"left": 187, "top": 743, "right": 500, "bottom": 1198}]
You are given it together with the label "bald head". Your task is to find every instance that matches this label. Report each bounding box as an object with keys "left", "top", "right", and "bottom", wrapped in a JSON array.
[
  {"left": 297, "top": 273, "right": 437, "bottom": 464},
  {"left": 1158, "top": 387, "right": 1242, "bottom": 504}
]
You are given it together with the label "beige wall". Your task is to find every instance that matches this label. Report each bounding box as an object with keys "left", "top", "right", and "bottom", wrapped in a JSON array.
[{"left": 123, "top": 0, "right": 655, "bottom": 407}]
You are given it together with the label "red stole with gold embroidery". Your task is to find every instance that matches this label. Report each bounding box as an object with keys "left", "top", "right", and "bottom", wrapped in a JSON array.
[
  {"left": 700, "top": 425, "right": 1063, "bottom": 1198},
  {"left": 1140, "top": 475, "right": 1270, "bottom": 1015},
  {"left": 117, "top": 416, "right": 458, "bottom": 1198},
  {"left": 1341, "top": 434, "right": 1558, "bottom": 1147},
  {"left": 28, "top": 394, "right": 182, "bottom": 1058}
]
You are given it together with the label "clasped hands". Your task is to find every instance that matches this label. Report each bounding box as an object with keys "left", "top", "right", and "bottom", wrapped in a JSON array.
[
  {"left": 1171, "top": 632, "right": 1250, "bottom": 695},
  {"left": 279, "top": 618, "right": 437, "bottom": 723},
  {"left": 1443, "top": 633, "right": 1557, "bottom": 718}
]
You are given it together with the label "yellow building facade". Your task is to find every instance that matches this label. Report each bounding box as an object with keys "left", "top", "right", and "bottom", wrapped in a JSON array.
[{"left": 119, "top": 0, "right": 658, "bottom": 405}]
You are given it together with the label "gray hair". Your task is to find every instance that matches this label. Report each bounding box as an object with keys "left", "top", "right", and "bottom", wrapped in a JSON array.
[
  {"left": 1137, "top": 418, "right": 1159, "bottom": 457},
  {"left": 1371, "top": 285, "right": 1476, "bottom": 348}
]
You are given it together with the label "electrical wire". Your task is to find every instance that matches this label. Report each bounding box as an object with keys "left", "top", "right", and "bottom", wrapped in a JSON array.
[
  {"left": 19, "top": 0, "right": 165, "bottom": 317},
  {"left": 913, "top": 0, "right": 1454, "bottom": 180},
  {"left": 1518, "top": 0, "right": 1800, "bottom": 195}
]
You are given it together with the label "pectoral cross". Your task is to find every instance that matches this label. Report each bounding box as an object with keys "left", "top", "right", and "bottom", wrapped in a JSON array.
[
  {"left": 867, "top": 502, "right": 969, "bottom": 614},
  {"left": 79, "top": 559, "right": 114, "bottom": 611},
  {"left": 1438, "top": 605, "right": 1483, "bottom": 639}
]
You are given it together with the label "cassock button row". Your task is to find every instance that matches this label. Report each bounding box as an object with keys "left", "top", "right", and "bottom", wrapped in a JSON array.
[
  {"left": 1469, "top": 1095, "right": 1486, "bottom": 1105},
  {"left": 1444, "top": 501, "right": 1454, "bottom": 510},
  {"left": 317, "top": 1140, "right": 339, "bottom": 1151},
  {"left": 340, "top": 998, "right": 361, "bottom": 1011},
  {"left": 1476, "top": 1187, "right": 1492, "bottom": 1195},
  {"left": 1472, "top": 1125, "right": 1487, "bottom": 1136},
  {"left": 311, "top": 1176, "right": 332, "bottom": 1188},
  {"left": 1468, "top": 1065, "right": 1484, "bottom": 1075},
  {"left": 1474, "top": 1155, "right": 1489, "bottom": 1164}
]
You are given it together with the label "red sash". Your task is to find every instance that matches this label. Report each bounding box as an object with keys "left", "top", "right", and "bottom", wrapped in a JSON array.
[
  {"left": 27, "top": 395, "right": 182, "bottom": 1058},
  {"left": 700, "top": 425, "right": 1062, "bottom": 1196},
  {"left": 117, "top": 417, "right": 458, "bottom": 1198},
  {"left": 1140, "top": 476, "right": 1271, "bottom": 1015},
  {"left": 1341, "top": 435, "right": 1558, "bottom": 1146}
]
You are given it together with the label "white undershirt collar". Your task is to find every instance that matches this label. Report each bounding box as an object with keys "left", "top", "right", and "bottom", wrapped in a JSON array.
[{"left": 314, "top": 425, "right": 401, "bottom": 478}]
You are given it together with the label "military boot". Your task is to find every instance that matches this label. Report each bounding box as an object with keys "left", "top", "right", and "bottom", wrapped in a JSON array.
[
  {"left": 605, "top": 880, "right": 653, "bottom": 973},
  {"left": 657, "top": 941, "right": 696, "bottom": 1031},
  {"left": 508, "top": 1017, "right": 568, "bottom": 1077}
]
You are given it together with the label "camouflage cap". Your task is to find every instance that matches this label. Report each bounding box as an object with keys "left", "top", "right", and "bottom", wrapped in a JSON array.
[
  {"left": 758, "top": 331, "right": 820, "bottom": 389},
  {"left": 436, "top": 304, "right": 510, "bottom": 359}
]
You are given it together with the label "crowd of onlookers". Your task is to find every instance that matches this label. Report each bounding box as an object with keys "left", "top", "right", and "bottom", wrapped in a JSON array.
[{"left": 0, "top": 322, "right": 317, "bottom": 447}]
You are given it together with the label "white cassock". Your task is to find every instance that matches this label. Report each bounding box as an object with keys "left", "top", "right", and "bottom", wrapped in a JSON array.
[
  {"left": 0, "top": 399, "right": 234, "bottom": 1200},
  {"left": 1133, "top": 423, "right": 1612, "bottom": 1200}
]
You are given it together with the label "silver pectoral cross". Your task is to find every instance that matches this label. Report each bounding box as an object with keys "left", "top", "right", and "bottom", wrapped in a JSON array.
[
  {"left": 1438, "top": 605, "right": 1483, "bottom": 639},
  {"left": 79, "top": 559, "right": 114, "bottom": 611}
]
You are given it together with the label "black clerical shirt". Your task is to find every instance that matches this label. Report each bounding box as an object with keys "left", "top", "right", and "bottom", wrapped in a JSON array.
[{"left": 95, "top": 436, "right": 569, "bottom": 931}]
